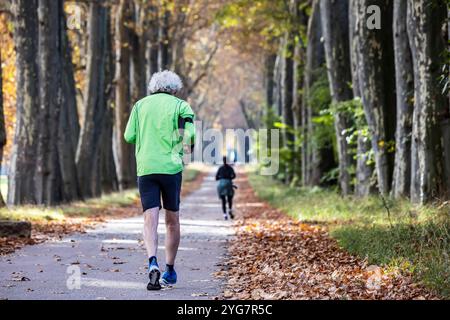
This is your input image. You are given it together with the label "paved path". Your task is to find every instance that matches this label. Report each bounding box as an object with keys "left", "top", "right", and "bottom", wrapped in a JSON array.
[{"left": 0, "top": 170, "right": 233, "bottom": 300}]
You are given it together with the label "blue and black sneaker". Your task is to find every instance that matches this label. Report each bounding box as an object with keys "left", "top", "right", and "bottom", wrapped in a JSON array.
[
  {"left": 147, "top": 256, "right": 161, "bottom": 291},
  {"left": 161, "top": 265, "right": 177, "bottom": 286}
]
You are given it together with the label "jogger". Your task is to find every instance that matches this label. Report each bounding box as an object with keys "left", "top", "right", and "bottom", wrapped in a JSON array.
[
  {"left": 124, "top": 70, "right": 195, "bottom": 290},
  {"left": 216, "top": 156, "right": 236, "bottom": 220}
]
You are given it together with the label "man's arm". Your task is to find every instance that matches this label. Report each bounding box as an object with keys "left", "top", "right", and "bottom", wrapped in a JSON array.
[
  {"left": 124, "top": 105, "right": 137, "bottom": 144},
  {"left": 179, "top": 102, "right": 195, "bottom": 151}
]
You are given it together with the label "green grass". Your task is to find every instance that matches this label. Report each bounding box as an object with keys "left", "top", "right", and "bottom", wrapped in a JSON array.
[{"left": 248, "top": 172, "right": 450, "bottom": 298}]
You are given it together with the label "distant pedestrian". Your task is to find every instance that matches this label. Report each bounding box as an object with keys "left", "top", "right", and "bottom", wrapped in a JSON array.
[{"left": 216, "top": 156, "right": 236, "bottom": 220}]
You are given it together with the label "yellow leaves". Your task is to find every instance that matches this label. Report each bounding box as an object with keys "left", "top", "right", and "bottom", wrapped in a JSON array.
[
  {"left": 1, "top": 13, "right": 17, "bottom": 162},
  {"left": 378, "top": 140, "right": 396, "bottom": 153}
]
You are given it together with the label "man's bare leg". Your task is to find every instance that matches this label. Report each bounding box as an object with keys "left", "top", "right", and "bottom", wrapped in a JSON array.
[
  {"left": 144, "top": 207, "right": 161, "bottom": 290},
  {"left": 165, "top": 210, "right": 180, "bottom": 265},
  {"left": 143, "top": 207, "right": 159, "bottom": 258}
]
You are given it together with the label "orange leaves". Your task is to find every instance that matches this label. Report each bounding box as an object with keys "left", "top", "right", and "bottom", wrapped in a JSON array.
[
  {"left": 218, "top": 172, "right": 438, "bottom": 300},
  {"left": 1, "top": 13, "right": 17, "bottom": 161}
]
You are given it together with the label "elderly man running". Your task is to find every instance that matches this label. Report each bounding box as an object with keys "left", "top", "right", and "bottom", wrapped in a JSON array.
[{"left": 124, "top": 70, "right": 195, "bottom": 290}]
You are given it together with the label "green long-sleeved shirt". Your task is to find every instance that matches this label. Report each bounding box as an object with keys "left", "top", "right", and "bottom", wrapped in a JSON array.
[{"left": 124, "top": 93, "right": 195, "bottom": 176}]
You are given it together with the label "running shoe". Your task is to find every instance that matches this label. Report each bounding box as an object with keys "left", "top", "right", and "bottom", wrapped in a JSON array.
[
  {"left": 161, "top": 268, "right": 177, "bottom": 286},
  {"left": 147, "top": 257, "right": 161, "bottom": 290}
]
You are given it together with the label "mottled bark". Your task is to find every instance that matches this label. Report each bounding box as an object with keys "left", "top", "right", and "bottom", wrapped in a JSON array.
[
  {"left": 349, "top": 0, "right": 373, "bottom": 197},
  {"left": 442, "top": 119, "right": 450, "bottom": 198},
  {"left": 114, "top": 0, "right": 135, "bottom": 190},
  {"left": 354, "top": 0, "right": 396, "bottom": 195},
  {"left": 281, "top": 32, "right": 295, "bottom": 182},
  {"left": 302, "top": 0, "right": 331, "bottom": 186},
  {"left": 8, "top": 0, "right": 40, "bottom": 205},
  {"left": 320, "top": 0, "right": 354, "bottom": 195},
  {"left": 58, "top": 8, "right": 81, "bottom": 202},
  {"left": 100, "top": 104, "right": 118, "bottom": 194},
  {"left": 0, "top": 49, "right": 5, "bottom": 206},
  {"left": 76, "top": 2, "right": 108, "bottom": 198},
  {"left": 100, "top": 9, "right": 118, "bottom": 194},
  {"left": 36, "top": 0, "right": 65, "bottom": 205},
  {"left": 407, "top": 0, "right": 449, "bottom": 203},
  {"left": 291, "top": 0, "right": 308, "bottom": 184},
  {"left": 392, "top": 0, "right": 414, "bottom": 198},
  {"left": 158, "top": 9, "right": 171, "bottom": 70},
  {"left": 130, "top": 2, "right": 146, "bottom": 102},
  {"left": 265, "top": 54, "right": 276, "bottom": 110},
  {"left": 273, "top": 44, "right": 283, "bottom": 117},
  {"left": 146, "top": 4, "right": 159, "bottom": 84}
]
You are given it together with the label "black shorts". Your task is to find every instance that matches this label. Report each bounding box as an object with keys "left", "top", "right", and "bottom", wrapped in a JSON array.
[{"left": 137, "top": 172, "right": 182, "bottom": 212}]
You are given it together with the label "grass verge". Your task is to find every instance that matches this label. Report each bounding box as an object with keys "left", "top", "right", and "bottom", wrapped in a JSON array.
[{"left": 248, "top": 172, "right": 450, "bottom": 298}]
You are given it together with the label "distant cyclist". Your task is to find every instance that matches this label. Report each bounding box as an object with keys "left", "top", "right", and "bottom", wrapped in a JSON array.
[{"left": 215, "top": 156, "right": 236, "bottom": 220}]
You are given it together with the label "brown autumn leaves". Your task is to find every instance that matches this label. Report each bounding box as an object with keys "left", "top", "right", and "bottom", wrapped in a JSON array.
[{"left": 215, "top": 174, "right": 437, "bottom": 300}]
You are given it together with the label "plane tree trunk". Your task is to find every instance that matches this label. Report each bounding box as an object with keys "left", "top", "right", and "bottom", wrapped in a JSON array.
[
  {"left": 407, "top": 0, "right": 449, "bottom": 203},
  {"left": 349, "top": 0, "right": 373, "bottom": 197},
  {"left": 353, "top": 0, "right": 396, "bottom": 195},
  {"left": 302, "top": 0, "right": 335, "bottom": 186},
  {"left": 8, "top": 0, "right": 40, "bottom": 205},
  {"left": 391, "top": 0, "right": 414, "bottom": 198},
  {"left": 320, "top": 0, "right": 354, "bottom": 195},
  {"left": 113, "top": 0, "right": 136, "bottom": 190},
  {"left": 35, "top": 0, "right": 67, "bottom": 205},
  {"left": 76, "top": 2, "right": 109, "bottom": 198},
  {"left": 0, "top": 49, "right": 5, "bottom": 206},
  {"left": 58, "top": 6, "right": 81, "bottom": 202}
]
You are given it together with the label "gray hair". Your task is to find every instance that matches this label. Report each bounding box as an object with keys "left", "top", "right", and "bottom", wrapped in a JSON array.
[{"left": 148, "top": 70, "right": 183, "bottom": 94}]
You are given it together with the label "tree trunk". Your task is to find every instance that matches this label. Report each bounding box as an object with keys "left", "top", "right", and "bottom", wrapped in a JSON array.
[
  {"left": 273, "top": 47, "right": 283, "bottom": 117},
  {"left": 291, "top": 0, "right": 308, "bottom": 184},
  {"left": 114, "top": 0, "right": 135, "bottom": 190},
  {"left": 35, "top": 0, "right": 65, "bottom": 205},
  {"left": 0, "top": 49, "right": 5, "bottom": 207},
  {"left": 281, "top": 32, "right": 295, "bottom": 183},
  {"left": 58, "top": 7, "right": 81, "bottom": 202},
  {"left": 354, "top": 0, "right": 396, "bottom": 195},
  {"left": 320, "top": 0, "right": 354, "bottom": 195},
  {"left": 446, "top": 6, "right": 450, "bottom": 198},
  {"left": 130, "top": 2, "right": 146, "bottom": 102},
  {"left": 158, "top": 8, "right": 171, "bottom": 70},
  {"left": 146, "top": 4, "right": 159, "bottom": 84},
  {"left": 391, "top": 0, "right": 414, "bottom": 198},
  {"left": 100, "top": 8, "right": 118, "bottom": 194},
  {"left": 302, "top": 0, "right": 330, "bottom": 186},
  {"left": 8, "top": 0, "right": 40, "bottom": 205},
  {"left": 100, "top": 104, "right": 118, "bottom": 194},
  {"left": 76, "top": 2, "right": 108, "bottom": 198},
  {"left": 407, "top": 0, "right": 449, "bottom": 203},
  {"left": 265, "top": 53, "right": 276, "bottom": 110},
  {"left": 349, "top": 0, "right": 373, "bottom": 197}
]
